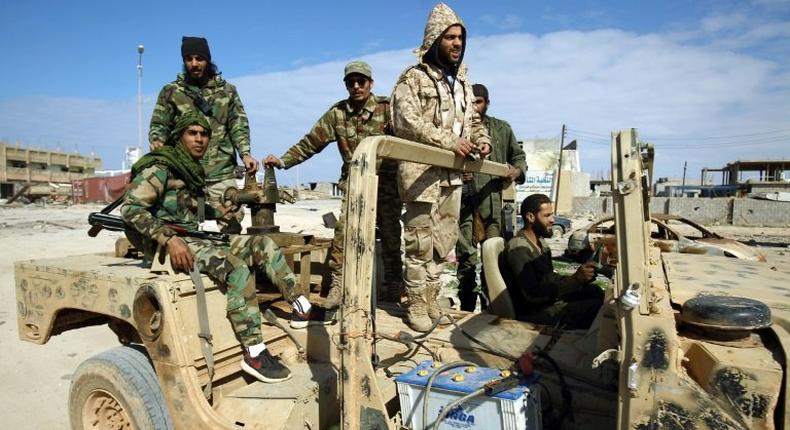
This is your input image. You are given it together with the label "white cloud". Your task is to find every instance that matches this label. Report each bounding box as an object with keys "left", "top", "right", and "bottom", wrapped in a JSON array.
[
  {"left": 1, "top": 20, "right": 788, "bottom": 182},
  {"left": 479, "top": 14, "right": 523, "bottom": 31}
]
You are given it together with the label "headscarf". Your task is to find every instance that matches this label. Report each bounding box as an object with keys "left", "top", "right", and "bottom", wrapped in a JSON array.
[{"left": 132, "top": 112, "right": 211, "bottom": 193}]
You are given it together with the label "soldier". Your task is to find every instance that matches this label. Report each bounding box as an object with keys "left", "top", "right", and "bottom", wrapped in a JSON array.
[
  {"left": 456, "top": 83, "right": 527, "bottom": 311},
  {"left": 263, "top": 61, "right": 402, "bottom": 308},
  {"left": 123, "top": 112, "right": 331, "bottom": 384},
  {"left": 149, "top": 36, "right": 257, "bottom": 233},
  {"left": 506, "top": 194, "right": 603, "bottom": 329},
  {"left": 390, "top": 3, "right": 491, "bottom": 332}
]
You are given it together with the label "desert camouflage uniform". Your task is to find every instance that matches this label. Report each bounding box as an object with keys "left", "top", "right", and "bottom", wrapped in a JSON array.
[
  {"left": 149, "top": 73, "right": 251, "bottom": 229},
  {"left": 391, "top": 3, "right": 489, "bottom": 328},
  {"left": 506, "top": 229, "right": 603, "bottom": 329},
  {"left": 278, "top": 94, "right": 402, "bottom": 302},
  {"left": 122, "top": 164, "right": 299, "bottom": 346},
  {"left": 456, "top": 115, "right": 526, "bottom": 310}
]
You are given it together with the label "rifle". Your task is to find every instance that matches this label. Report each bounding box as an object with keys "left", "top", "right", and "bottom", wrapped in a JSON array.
[{"left": 88, "top": 212, "right": 229, "bottom": 243}]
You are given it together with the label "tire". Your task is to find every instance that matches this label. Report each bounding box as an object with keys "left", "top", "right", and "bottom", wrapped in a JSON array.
[
  {"left": 552, "top": 225, "right": 565, "bottom": 238},
  {"left": 69, "top": 345, "right": 173, "bottom": 430}
]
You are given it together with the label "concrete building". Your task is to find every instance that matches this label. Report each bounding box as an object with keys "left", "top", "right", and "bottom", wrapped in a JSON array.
[
  {"left": 701, "top": 160, "right": 790, "bottom": 196},
  {"left": 0, "top": 142, "right": 102, "bottom": 199}
]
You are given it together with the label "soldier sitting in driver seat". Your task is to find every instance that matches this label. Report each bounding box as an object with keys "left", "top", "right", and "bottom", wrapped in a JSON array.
[
  {"left": 506, "top": 194, "right": 603, "bottom": 329},
  {"left": 121, "top": 112, "right": 331, "bottom": 383}
]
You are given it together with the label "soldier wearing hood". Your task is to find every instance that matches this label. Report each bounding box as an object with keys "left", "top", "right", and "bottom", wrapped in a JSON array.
[
  {"left": 148, "top": 36, "right": 257, "bottom": 234},
  {"left": 391, "top": 3, "right": 491, "bottom": 331}
]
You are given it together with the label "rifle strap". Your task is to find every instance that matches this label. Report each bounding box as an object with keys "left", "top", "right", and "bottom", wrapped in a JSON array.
[
  {"left": 197, "top": 195, "right": 205, "bottom": 223},
  {"left": 189, "top": 262, "right": 215, "bottom": 401}
]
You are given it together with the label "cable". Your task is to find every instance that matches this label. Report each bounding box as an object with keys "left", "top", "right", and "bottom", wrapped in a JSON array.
[
  {"left": 444, "top": 312, "right": 519, "bottom": 361},
  {"left": 570, "top": 126, "right": 790, "bottom": 141},
  {"left": 421, "top": 361, "right": 477, "bottom": 430},
  {"left": 431, "top": 387, "right": 486, "bottom": 430},
  {"left": 534, "top": 350, "right": 574, "bottom": 425},
  {"left": 644, "top": 128, "right": 790, "bottom": 141}
]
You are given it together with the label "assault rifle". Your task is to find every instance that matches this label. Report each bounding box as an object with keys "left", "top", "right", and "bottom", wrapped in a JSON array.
[{"left": 87, "top": 212, "right": 229, "bottom": 243}]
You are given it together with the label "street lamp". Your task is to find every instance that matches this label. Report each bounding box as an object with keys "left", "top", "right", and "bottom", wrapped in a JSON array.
[{"left": 136, "top": 44, "right": 144, "bottom": 154}]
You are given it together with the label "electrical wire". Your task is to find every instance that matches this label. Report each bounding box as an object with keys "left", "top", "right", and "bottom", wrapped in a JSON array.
[
  {"left": 569, "top": 127, "right": 790, "bottom": 141},
  {"left": 421, "top": 361, "right": 477, "bottom": 430},
  {"left": 431, "top": 387, "right": 487, "bottom": 430}
]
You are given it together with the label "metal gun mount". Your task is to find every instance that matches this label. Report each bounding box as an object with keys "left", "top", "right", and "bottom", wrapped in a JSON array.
[{"left": 222, "top": 167, "right": 295, "bottom": 235}]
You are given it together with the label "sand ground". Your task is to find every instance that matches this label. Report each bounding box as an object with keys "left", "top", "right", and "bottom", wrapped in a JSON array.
[{"left": 1, "top": 202, "right": 788, "bottom": 428}]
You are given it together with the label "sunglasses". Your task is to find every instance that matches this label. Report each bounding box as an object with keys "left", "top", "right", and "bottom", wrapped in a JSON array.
[{"left": 344, "top": 77, "right": 369, "bottom": 87}]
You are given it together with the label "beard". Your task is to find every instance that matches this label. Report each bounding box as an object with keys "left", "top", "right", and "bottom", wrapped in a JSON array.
[{"left": 533, "top": 222, "right": 553, "bottom": 239}]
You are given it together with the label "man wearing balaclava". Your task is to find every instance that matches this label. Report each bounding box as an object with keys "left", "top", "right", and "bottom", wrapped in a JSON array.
[
  {"left": 148, "top": 36, "right": 257, "bottom": 234},
  {"left": 390, "top": 3, "right": 491, "bottom": 332}
]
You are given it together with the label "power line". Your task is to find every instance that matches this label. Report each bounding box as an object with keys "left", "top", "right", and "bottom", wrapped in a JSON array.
[
  {"left": 568, "top": 126, "right": 790, "bottom": 142},
  {"left": 643, "top": 128, "right": 790, "bottom": 141}
]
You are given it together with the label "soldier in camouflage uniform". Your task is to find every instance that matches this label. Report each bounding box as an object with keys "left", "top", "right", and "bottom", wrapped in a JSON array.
[
  {"left": 506, "top": 194, "right": 602, "bottom": 329},
  {"left": 391, "top": 3, "right": 491, "bottom": 331},
  {"left": 149, "top": 36, "right": 258, "bottom": 233},
  {"left": 456, "top": 84, "right": 527, "bottom": 311},
  {"left": 263, "top": 61, "right": 403, "bottom": 308},
  {"left": 123, "top": 112, "right": 331, "bottom": 384}
]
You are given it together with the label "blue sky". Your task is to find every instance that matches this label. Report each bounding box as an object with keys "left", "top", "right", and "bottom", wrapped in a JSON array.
[{"left": 1, "top": 0, "right": 789, "bottom": 183}]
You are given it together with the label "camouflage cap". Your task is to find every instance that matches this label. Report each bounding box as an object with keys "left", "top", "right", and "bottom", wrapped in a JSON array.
[{"left": 344, "top": 61, "right": 372, "bottom": 80}]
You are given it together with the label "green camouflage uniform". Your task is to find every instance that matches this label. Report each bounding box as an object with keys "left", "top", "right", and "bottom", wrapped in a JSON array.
[
  {"left": 456, "top": 115, "right": 526, "bottom": 310},
  {"left": 278, "top": 94, "right": 402, "bottom": 295},
  {"left": 149, "top": 73, "right": 251, "bottom": 229},
  {"left": 122, "top": 164, "right": 299, "bottom": 347},
  {"left": 391, "top": 3, "right": 489, "bottom": 329},
  {"left": 505, "top": 229, "right": 603, "bottom": 329}
]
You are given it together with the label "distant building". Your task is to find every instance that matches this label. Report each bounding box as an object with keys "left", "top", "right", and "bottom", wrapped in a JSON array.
[
  {"left": 654, "top": 177, "right": 703, "bottom": 197},
  {"left": 701, "top": 159, "right": 790, "bottom": 196},
  {"left": 0, "top": 142, "right": 102, "bottom": 199}
]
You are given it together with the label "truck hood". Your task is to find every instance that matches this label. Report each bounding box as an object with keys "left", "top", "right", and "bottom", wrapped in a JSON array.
[{"left": 663, "top": 253, "right": 790, "bottom": 326}]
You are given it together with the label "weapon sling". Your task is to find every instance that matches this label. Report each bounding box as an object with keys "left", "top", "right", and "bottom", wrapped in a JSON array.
[{"left": 189, "top": 262, "right": 215, "bottom": 401}]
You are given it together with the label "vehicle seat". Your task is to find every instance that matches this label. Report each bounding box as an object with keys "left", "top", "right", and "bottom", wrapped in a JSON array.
[{"left": 482, "top": 237, "right": 516, "bottom": 319}]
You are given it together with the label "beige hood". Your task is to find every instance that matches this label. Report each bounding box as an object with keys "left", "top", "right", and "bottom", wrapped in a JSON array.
[{"left": 416, "top": 3, "right": 466, "bottom": 62}]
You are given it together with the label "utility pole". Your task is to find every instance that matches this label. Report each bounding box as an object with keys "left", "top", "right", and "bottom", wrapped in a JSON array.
[
  {"left": 553, "top": 124, "right": 567, "bottom": 215},
  {"left": 136, "top": 45, "right": 145, "bottom": 154},
  {"left": 681, "top": 160, "right": 687, "bottom": 198}
]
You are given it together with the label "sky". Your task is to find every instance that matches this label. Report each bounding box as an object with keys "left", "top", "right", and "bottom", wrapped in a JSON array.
[{"left": 1, "top": 0, "right": 788, "bottom": 185}]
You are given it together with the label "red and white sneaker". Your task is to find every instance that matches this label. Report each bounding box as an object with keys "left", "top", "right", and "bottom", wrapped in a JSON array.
[{"left": 240, "top": 350, "right": 291, "bottom": 383}]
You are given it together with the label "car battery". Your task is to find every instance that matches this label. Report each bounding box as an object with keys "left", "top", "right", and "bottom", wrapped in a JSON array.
[{"left": 396, "top": 360, "right": 541, "bottom": 430}]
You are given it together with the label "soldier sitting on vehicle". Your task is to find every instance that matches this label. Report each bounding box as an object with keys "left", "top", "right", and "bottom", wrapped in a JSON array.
[
  {"left": 506, "top": 193, "right": 603, "bottom": 329},
  {"left": 122, "top": 112, "right": 331, "bottom": 384}
]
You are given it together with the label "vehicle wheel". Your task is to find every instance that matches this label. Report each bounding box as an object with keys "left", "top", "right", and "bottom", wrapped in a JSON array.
[
  {"left": 69, "top": 345, "right": 173, "bottom": 430},
  {"left": 552, "top": 225, "right": 564, "bottom": 238}
]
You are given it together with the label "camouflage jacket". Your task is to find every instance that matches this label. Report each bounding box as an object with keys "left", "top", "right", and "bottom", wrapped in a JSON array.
[
  {"left": 506, "top": 229, "right": 582, "bottom": 307},
  {"left": 390, "top": 3, "right": 489, "bottom": 203},
  {"left": 465, "top": 116, "right": 527, "bottom": 220},
  {"left": 280, "top": 94, "right": 390, "bottom": 186},
  {"left": 149, "top": 74, "right": 251, "bottom": 182},
  {"left": 121, "top": 164, "right": 224, "bottom": 247}
]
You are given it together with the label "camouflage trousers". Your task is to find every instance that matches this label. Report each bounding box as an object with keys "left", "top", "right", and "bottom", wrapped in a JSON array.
[
  {"left": 456, "top": 187, "right": 501, "bottom": 311},
  {"left": 402, "top": 185, "right": 461, "bottom": 291},
  {"left": 185, "top": 234, "right": 299, "bottom": 347},
  {"left": 329, "top": 160, "right": 403, "bottom": 286},
  {"left": 206, "top": 178, "right": 244, "bottom": 233}
]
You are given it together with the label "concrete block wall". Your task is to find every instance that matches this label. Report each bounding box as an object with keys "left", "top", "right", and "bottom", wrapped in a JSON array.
[
  {"left": 732, "top": 199, "right": 790, "bottom": 226},
  {"left": 571, "top": 196, "right": 790, "bottom": 227},
  {"left": 667, "top": 198, "right": 731, "bottom": 225}
]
